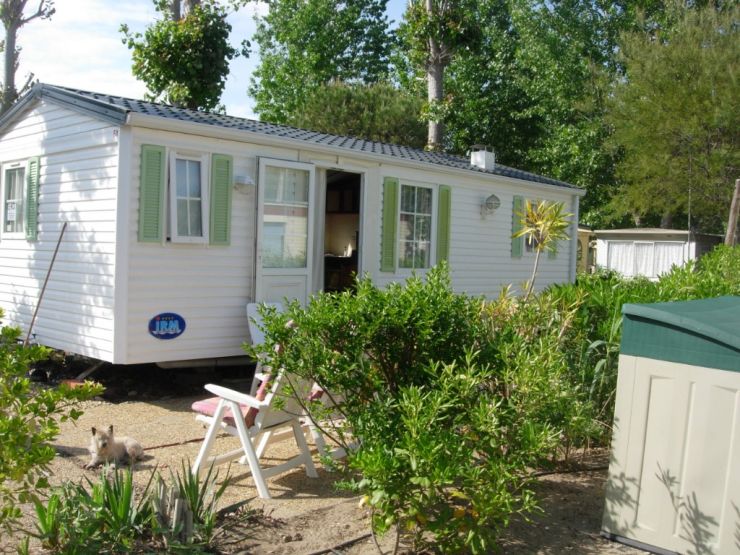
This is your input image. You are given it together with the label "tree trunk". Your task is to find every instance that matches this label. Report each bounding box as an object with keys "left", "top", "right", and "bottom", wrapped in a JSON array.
[
  {"left": 1, "top": 21, "right": 18, "bottom": 116},
  {"left": 424, "top": 0, "right": 443, "bottom": 151},
  {"left": 660, "top": 211, "right": 673, "bottom": 229},
  {"left": 524, "top": 248, "right": 541, "bottom": 302},
  {"left": 725, "top": 179, "right": 740, "bottom": 246},
  {"left": 170, "top": 0, "right": 180, "bottom": 20},
  {"left": 426, "top": 59, "right": 443, "bottom": 151}
]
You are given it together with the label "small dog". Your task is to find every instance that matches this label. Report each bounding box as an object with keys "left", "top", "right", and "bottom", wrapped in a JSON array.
[{"left": 84, "top": 425, "right": 144, "bottom": 469}]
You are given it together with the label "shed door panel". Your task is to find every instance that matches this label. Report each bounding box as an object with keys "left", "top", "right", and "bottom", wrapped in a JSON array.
[{"left": 605, "top": 355, "right": 740, "bottom": 554}]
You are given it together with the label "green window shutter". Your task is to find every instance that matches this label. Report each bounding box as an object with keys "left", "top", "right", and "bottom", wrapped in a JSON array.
[
  {"left": 209, "top": 153, "right": 233, "bottom": 246},
  {"left": 436, "top": 185, "right": 451, "bottom": 263},
  {"left": 512, "top": 195, "right": 524, "bottom": 258},
  {"left": 25, "top": 156, "right": 40, "bottom": 241},
  {"left": 138, "top": 145, "right": 166, "bottom": 243},
  {"left": 380, "top": 177, "right": 398, "bottom": 272}
]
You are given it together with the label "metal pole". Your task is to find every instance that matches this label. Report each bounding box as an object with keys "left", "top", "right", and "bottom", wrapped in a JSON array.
[
  {"left": 725, "top": 179, "right": 740, "bottom": 246},
  {"left": 24, "top": 221, "right": 67, "bottom": 347}
]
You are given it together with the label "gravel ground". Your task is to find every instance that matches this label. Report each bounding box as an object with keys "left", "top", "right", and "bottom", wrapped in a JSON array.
[{"left": 2, "top": 392, "right": 648, "bottom": 554}]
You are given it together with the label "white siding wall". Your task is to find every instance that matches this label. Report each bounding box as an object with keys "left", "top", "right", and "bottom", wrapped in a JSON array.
[
  {"left": 0, "top": 100, "right": 119, "bottom": 359},
  {"left": 125, "top": 126, "right": 578, "bottom": 363},
  {"left": 124, "top": 127, "right": 302, "bottom": 364},
  {"left": 371, "top": 166, "right": 577, "bottom": 297}
]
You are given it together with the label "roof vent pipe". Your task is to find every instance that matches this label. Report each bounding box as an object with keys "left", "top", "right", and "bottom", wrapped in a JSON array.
[{"left": 470, "top": 145, "right": 495, "bottom": 170}]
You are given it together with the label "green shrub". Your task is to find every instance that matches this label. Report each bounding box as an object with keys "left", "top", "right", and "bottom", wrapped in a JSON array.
[
  {"left": 0, "top": 313, "right": 103, "bottom": 536},
  {"left": 254, "top": 265, "right": 559, "bottom": 552}
]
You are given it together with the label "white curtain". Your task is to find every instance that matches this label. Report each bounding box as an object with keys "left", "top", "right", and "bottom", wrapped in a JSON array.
[
  {"left": 607, "top": 242, "right": 635, "bottom": 277},
  {"left": 654, "top": 242, "right": 684, "bottom": 276},
  {"left": 635, "top": 242, "right": 655, "bottom": 277}
]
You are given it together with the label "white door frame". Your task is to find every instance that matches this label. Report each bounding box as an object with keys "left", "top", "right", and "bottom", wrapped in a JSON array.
[{"left": 255, "top": 157, "right": 316, "bottom": 305}]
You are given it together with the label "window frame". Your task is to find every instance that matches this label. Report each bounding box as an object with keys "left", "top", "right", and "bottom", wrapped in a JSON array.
[
  {"left": 396, "top": 181, "right": 437, "bottom": 272},
  {"left": 2, "top": 161, "right": 27, "bottom": 238},
  {"left": 168, "top": 150, "right": 210, "bottom": 244}
]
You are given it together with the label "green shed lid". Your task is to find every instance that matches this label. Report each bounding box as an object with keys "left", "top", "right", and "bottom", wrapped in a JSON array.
[{"left": 621, "top": 296, "right": 740, "bottom": 372}]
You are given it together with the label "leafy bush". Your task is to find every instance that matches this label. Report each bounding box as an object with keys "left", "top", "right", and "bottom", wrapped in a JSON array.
[
  {"left": 254, "top": 266, "right": 559, "bottom": 552},
  {"left": 0, "top": 313, "right": 103, "bottom": 536}
]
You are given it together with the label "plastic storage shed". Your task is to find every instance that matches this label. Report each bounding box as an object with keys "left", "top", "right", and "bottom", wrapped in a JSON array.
[{"left": 602, "top": 296, "right": 740, "bottom": 555}]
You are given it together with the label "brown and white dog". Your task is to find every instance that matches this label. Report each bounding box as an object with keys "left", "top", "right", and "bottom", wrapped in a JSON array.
[{"left": 84, "top": 425, "right": 144, "bottom": 469}]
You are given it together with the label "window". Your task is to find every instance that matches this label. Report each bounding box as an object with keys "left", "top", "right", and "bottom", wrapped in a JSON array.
[
  {"left": 3, "top": 166, "right": 25, "bottom": 235},
  {"left": 261, "top": 166, "right": 309, "bottom": 268},
  {"left": 606, "top": 240, "right": 685, "bottom": 278},
  {"left": 399, "top": 184, "right": 433, "bottom": 269},
  {"left": 169, "top": 153, "right": 209, "bottom": 243}
]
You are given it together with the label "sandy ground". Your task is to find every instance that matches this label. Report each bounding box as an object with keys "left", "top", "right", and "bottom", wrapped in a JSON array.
[{"left": 2, "top": 394, "right": 648, "bottom": 554}]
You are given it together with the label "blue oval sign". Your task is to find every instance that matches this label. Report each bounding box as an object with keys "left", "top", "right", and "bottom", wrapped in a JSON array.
[{"left": 149, "top": 313, "right": 186, "bottom": 340}]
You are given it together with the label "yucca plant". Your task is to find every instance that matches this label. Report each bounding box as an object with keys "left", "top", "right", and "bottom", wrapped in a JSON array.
[
  {"left": 32, "top": 492, "right": 62, "bottom": 550},
  {"left": 514, "top": 200, "right": 572, "bottom": 301},
  {"left": 167, "top": 460, "right": 229, "bottom": 543},
  {"left": 87, "top": 467, "right": 156, "bottom": 548}
]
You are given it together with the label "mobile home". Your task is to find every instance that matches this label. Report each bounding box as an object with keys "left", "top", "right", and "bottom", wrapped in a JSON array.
[
  {"left": 0, "top": 84, "right": 583, "bottom": 364},
  {"left": 594, "top": 228, "right": 721, "bottom": 280}
]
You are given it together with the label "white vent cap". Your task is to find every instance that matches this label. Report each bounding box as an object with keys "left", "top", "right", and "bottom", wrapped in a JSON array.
[{"left": 470, "top": 145, "right": 495, "bottom": 170}]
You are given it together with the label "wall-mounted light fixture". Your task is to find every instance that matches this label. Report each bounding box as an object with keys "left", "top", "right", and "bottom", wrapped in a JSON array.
[
  {"left": 481, "top": 193, "right": 501, "bottom": 218},
  {"left": 234, "top": 175, "right": 255, "bottom": 193}
]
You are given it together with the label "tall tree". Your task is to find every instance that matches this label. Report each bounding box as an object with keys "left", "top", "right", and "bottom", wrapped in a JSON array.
[
  {"left": 288, "top": 81, "right": 426, "bottom": 147},
  {"left": 0, "top": 0, "right": 54, "bottom": 115},
  {"left": 121, "top": 0, "right": 243, "bottom": 111},
  {"left": 608, "top": 3, "right": 739, "bottom": 233},
  {"left": 397, "top": 0, "right": 478, "bottom": 151},
  {"left": 249, "top": 0, "right": 391, "bottom": 124}
]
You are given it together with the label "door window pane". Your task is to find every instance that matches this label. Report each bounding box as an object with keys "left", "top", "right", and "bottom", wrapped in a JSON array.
[
  {"left": 3, "top": 167, "right": 25, "bottom": 234},
  {"left": 398, "top": 184, "right": 433, "bottom": 269},
  {"left": 262, "top": 167, "right": 309, "bottom": 268}
]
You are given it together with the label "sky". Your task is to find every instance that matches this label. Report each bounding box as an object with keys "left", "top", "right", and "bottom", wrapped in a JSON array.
[{"left": 9, "top": 0, "right": 408, "bottom": 120}]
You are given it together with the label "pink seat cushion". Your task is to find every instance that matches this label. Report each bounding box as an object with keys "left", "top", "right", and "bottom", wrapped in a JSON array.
[{"left": 192, "top": 378, "right": 271, "bottom": 429}]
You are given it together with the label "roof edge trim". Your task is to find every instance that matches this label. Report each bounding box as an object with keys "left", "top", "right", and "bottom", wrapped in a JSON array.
[{"left": 0, "top": 84, "right": 129, "bottom": 135}]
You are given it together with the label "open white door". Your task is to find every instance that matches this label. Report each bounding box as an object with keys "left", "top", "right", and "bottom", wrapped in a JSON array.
[{"left": 256, "top": 158, "right": 315, "bottom": 305}]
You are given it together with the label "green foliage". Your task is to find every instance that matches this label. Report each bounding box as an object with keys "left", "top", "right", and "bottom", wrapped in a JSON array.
[
  {"left": 31, "top": 463, "right": 227, "bottom": 553},
  {"left": 250, "top": 0, "right": 392, "bottom": 123},
  {"left": 0, "top": 314, "right": 103, "bottom": 536},
  {"left": 287, "top": 81, "right": 426, "bottom": 148},
  {"left": 121, "top": 1, "right": 242, "bottom": 111},
  {"left": 253, "top": 266, "right": 563, "bottom": 552},
  {"left": 607, "top": 3, "right": 739, "bottom": 233},
  {"left": 252, "top": 247, "right": 740, "bottom": 550},
  {"left": 548, "top": 245, "right": 740, "bottom": 427}
]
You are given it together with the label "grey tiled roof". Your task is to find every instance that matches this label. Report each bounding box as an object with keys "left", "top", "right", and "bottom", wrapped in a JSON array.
[{"left": 13, "top": 84, "right": 579, "bottom": 190}]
